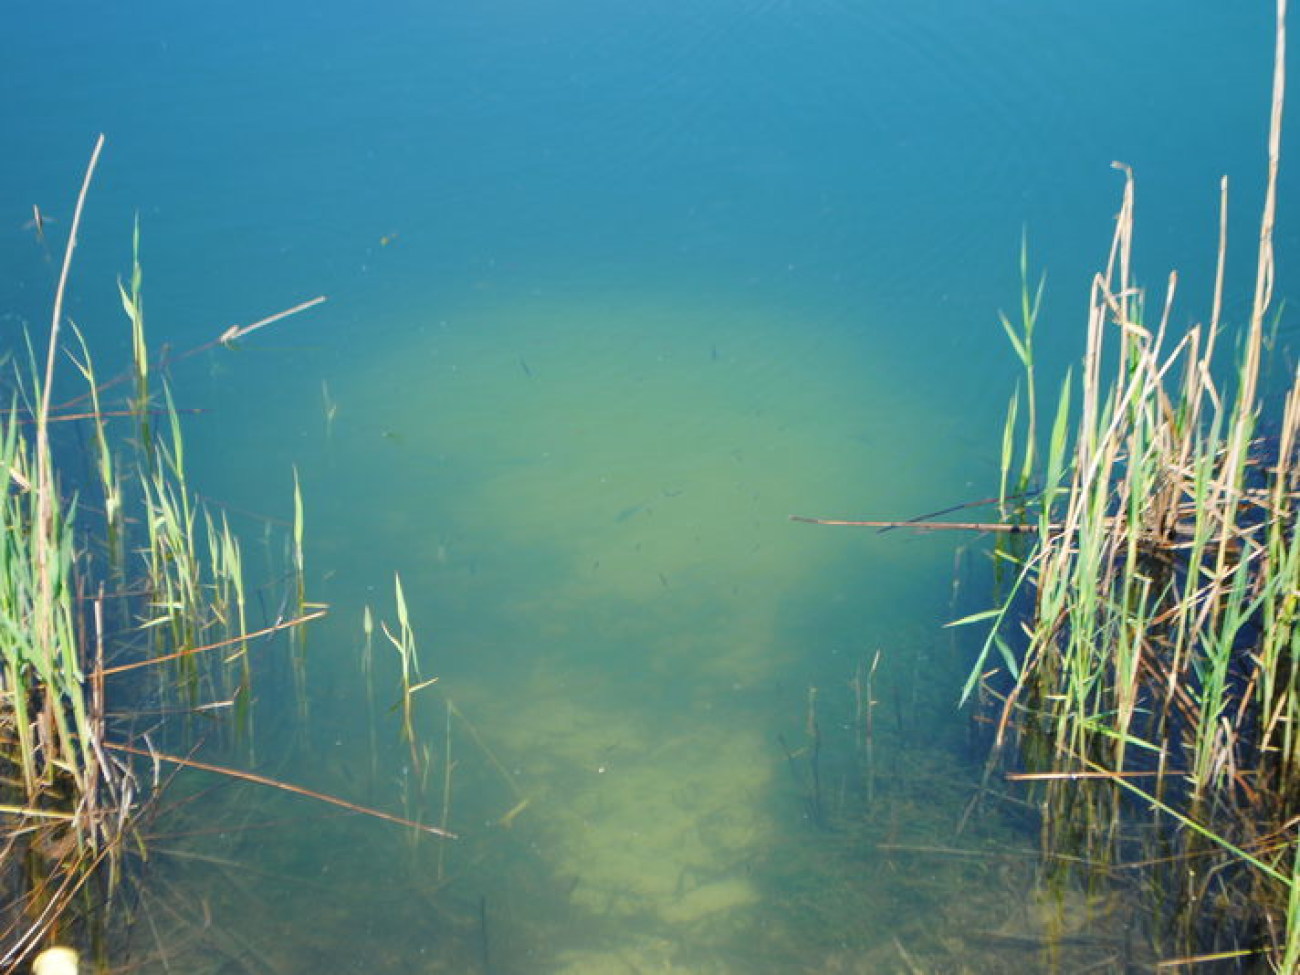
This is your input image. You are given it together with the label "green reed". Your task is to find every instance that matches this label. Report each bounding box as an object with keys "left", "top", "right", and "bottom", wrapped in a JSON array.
[
  {"left": 1, "top": 137, "right": 119, "bottom": 966},
  {"left": 69, "top": 327, "right": 124, "bottom": 579},
  {"left": 372, "top": 576, "right": 444, "bottom": 847},
  {"left": 1, "top": 137, "right": 327, "bottom": 969},
  {"left": 363, "top": 585, "right": 528, "bottom": 862},
  {"left": 119, "top": 216, "right": 152, "bottom": 470},
  {"left": 380, "top": 573, "right": 426, "bottom": 774},
  {"left": 961, "top": 4, "right": 1300, "bottom": 962}
]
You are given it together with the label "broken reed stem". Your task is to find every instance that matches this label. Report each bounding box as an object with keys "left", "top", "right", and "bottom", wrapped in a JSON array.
[
  {"left": 104, "top": 742, "right": 456, "bottom": 838},
  {"left": 217, "top": 295, "right": 327, "bottom": 347},
  {"left": 790, "top": 515, "right": 1040, "bottom": 533},
  {"left": 362, "top": 606, "right": 378, "bottom": 799},
  {"left": 96, "top": 609, "right": 327, "bottom": 677},
  {"left": 864, "top": 652, "right": 880, "bottom": 807},
  {"left": 289, "top": 468, "right": 309, "bottom": 724},
  {"left": 49, "top": 294, "right": 328, "bottom": 419},
  {"left": 806, "top": 686, "right": 824, "bottom": 826},
  {"left": 437, "top": 701, "right": 453, "bottom": 881},
  {"left": 447, "top": 699, "right": 525, "bottom": 802}
]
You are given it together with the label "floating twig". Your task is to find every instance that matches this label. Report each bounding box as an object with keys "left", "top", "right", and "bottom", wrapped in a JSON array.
[{"left": 790, "top": 515, "right": 1039, "bottom": 533}]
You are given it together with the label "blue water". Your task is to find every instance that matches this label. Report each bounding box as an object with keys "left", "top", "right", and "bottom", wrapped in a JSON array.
[{"left": 3, "top": 2, "right": 1293, "bottom": 971}]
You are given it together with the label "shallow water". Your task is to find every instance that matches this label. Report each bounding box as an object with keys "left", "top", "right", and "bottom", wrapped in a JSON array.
[{"left": 3, "top": 2, "right": 1294, "bottom": 971}]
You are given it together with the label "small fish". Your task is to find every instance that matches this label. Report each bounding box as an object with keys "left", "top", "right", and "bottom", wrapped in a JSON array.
[
  {"left": 22, "top": 204, "right": 55, "bottom": 246},
  {"left": 615, "top": 501, "right": 649, "bottom": 523},
  {"left": 321, "top": 381, "right": 338, "bottom": 438},
  {"left": 519, "top": 356, "right": 533, "bottom": 378}
]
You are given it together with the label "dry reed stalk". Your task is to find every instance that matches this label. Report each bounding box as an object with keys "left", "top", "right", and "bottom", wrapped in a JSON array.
[{"left": 103, "top": 742, "right": 456, "bottom": 838}]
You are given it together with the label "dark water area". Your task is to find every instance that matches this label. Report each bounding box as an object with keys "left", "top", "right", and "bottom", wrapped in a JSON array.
[{"left": 3, "top": 2, "right": 1295, "bottom": 971}]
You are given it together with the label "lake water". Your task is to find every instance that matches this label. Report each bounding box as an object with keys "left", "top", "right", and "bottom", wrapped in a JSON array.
[{"left": 2, "top": 2, "right": 1293, "bottom": 971}]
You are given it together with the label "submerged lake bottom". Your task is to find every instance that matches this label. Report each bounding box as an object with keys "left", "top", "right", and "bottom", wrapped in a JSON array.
[
  {"left": 134, "top": 635, "right": 1133, "bottom": 974},
  {"left": 113, "top": 291, "right": 1138, "bottom": 972}
]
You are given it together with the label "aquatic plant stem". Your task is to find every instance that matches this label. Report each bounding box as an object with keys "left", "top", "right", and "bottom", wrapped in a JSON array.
[{"left": 104, "top": 741, "right": 456, "bottom": 838}]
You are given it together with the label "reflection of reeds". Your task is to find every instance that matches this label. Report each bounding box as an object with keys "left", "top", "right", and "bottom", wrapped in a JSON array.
[{"left": 959, "top": 4, "right": 1300, "bottom": 964}]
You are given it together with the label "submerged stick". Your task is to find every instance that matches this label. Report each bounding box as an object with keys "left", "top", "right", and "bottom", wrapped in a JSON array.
[
  {"left": 438, "top": 702, "right": 453, "bottom": 882},
  {"left": 790, "top": 515, "right": 1039, "bottom": 533},
  {"left": 217, "top": 296, "right": 327, "bottom": 346},
  {"left": 51, "top": 294, "right": 329, "bottom": 416},
  {"left": 96, "top": 608, "right": 327, "bottom": 678},
  {"left": 806, "top": 686, "right": 825, "bottom": 826},
  {"left": 104, "top": 741, "right": 456, "bottom": 838},
  {"left": 864, "top": 651, "right": 881, "bottom": 807}
]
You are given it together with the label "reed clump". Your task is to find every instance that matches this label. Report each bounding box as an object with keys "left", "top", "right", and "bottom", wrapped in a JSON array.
[
  {"left": 962, "top": 3, "right": 1300, "bottom": 966},
  {"left": 0, "top": 138, "right": 325, "bottom": 971}
]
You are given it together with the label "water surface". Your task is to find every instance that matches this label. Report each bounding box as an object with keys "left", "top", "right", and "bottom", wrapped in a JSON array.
[{"left": 2, "top": 2, "right": 1292, "bottom": 971}]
